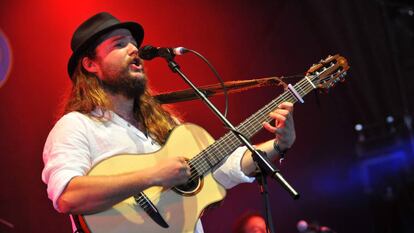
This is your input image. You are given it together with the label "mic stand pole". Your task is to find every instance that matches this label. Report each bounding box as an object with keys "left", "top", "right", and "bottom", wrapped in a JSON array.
[
  {"left": 256, "top": 166, "right": 275, "bottom": 233},
  {"left": 163, "top": 56, "right": 300, "bottom": 233}
]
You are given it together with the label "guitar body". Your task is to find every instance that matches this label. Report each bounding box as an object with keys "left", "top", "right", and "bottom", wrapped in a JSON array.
[{"left": 80, "top": 123, "right": 226, "bottom": 233}]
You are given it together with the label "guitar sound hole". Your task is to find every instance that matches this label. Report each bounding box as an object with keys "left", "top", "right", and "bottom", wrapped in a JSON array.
[{"left": 172, "top": 175, "right": 203, "bottom": 196}]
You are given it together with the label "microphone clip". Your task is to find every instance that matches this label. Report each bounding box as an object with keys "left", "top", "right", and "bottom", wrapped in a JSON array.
[{"left": 158, "top": 48, "right": 176, "bottom": 61}]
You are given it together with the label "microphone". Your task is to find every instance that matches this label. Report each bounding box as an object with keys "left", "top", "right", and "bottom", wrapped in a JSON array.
[{"left": 138, "top": 45, "right": 189, "bottom": 60}]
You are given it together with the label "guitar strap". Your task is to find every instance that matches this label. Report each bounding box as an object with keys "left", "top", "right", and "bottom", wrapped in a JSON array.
[{"left": 70, "top": 214, "right": 85, "bottom": 233}]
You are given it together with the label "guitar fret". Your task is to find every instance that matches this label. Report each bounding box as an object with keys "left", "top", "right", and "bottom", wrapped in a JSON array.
[
  {"left": 295, "top": 82, "right": 305, "bottom": 96},
  {"left": 201, "top": 151, "right": 214, "bottom": 168},
  {"left": 208, "top": 146, "right": 221, "bottom": 165},
  {"left": 190, "top": 157, "right": 203, "bottom": 175},
  {"left": 305, "top": 76, "right": 317, "bottom": 89}
]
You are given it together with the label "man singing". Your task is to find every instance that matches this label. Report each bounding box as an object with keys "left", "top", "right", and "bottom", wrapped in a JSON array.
[{"left": 42, "top": 12, "right": 296, "bottom": 233}]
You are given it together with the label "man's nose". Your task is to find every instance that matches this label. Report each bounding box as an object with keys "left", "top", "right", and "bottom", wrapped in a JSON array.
[{"left": 128, "top": 43, "right": 139, "bottom": 55}]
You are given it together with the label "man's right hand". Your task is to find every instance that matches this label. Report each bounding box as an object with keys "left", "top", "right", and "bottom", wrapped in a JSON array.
[
  {"left": 151, "top": 156, "right": 191, "bottom": 188},
  {"left": 57, "top": 156, "right": 192, "bottom": 214}
]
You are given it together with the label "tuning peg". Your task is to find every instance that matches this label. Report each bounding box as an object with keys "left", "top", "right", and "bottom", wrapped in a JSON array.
[
  {"left": 324, "top": 55, "right": 332, "bottom": 61},
  {"left": 339, "top": 72, "right": 347, "bottom": 82}
]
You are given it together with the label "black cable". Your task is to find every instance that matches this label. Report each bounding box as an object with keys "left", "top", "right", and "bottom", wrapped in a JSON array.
[{"left": 187, "top": 49, "right": 229, "bottom": 118}]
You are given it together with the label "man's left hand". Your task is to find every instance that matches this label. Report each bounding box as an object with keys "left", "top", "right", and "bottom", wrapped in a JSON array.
[{"left": 262, "top": 102, "right": 296, "bottom": 151}]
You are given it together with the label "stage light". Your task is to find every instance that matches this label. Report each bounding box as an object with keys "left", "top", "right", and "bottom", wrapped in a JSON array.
[
  {"left": 386, "top": 116, "right": 394, "bottom": 124},
  {"left": 354, "top": 124, "right": 363, "bottom": 132}
]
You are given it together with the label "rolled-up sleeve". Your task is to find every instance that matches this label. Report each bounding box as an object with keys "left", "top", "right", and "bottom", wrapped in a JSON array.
[
  {"left": 213, "top": 146, "right": 255, "bottom": 189},
  {"left": 41, "top": 113, "right": 92, "bottom": 212}
]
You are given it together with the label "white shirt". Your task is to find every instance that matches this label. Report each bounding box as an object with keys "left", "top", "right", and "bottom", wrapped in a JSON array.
[{"left": 42, "top": 110, "right": 254, "bottom": 233}]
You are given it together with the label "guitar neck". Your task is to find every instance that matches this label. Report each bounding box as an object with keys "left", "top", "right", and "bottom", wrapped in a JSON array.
[{"left": 189, "top": 77, "right": 316, "bottom": 175}]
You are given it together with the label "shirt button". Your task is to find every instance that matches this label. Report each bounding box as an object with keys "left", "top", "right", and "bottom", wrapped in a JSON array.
[{"left": 127, "top": 123, "right": 131, "bottom": 127}]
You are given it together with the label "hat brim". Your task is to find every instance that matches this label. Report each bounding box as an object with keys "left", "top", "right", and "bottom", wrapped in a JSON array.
[{"left": 67, "top": 21, "right": 144, "bottom": 79}]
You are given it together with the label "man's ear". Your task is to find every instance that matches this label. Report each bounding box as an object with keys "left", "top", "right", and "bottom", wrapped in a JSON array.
[{"left": 81, "top": 56, "right": 99, "bottom": 74}]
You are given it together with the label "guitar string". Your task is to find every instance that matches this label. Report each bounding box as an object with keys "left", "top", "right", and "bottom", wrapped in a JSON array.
[
  {"left": 135, "top": 77, "right": 317, "bottom": 208},
  {"left": 135, "top": 78, "right": 317, "bottom": 208},
  {"left": 186, "top": 61, "right": 342, "bottom": 178},
  {"left": 187, "top": 77, "right": 313, "bottom": 177},
  {"left": 136, "top": 66, "right": 344, "bottom": 207},
  {"left": 191, "top": 78, "right": 307, "bottom": 165},
  {"left": 187, "top": 91, "right": 298, "bottom": 179},
  {"left": 189, "top": 75, "right": 320, "bottom": 180},
  {"left": 135, "top": 85, "right": 314, "bottom": 209},
  {"left": 136, "top": 62, "right": 345, "bottom": 207},
  {"left": 135, "top": 77, "right": 316, "bottom": 207},
  {"left": 135, "top": 96, "right": 297, "bottom": 207},
  {"left": 182, "top": 62, "right": 340, "bottom": 184}
]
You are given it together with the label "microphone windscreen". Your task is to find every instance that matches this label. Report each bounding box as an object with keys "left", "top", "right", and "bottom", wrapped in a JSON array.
[{"left": 138, "top": 45, "right": 158, "bottom": 60}]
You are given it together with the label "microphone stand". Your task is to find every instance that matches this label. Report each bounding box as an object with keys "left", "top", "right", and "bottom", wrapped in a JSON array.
[{"left": 161, "top": 54, "right": 300, "bottom": 233}]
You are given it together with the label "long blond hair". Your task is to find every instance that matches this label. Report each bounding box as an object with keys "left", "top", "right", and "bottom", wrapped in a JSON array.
[{"left": 62, "top": 61, "right": 178, "bottom": 145}]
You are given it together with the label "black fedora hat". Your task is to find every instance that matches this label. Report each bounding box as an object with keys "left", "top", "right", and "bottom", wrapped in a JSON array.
[{"left": 67, "top": 12, "right": 144, "bottom": 79}]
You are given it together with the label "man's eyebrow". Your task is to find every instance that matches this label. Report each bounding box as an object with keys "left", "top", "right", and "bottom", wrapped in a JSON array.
[
  {"left": 110, "top": 36, "right": 125, "bottom": 42},
  {"left": 110, "top": 35, "right": 134, "bottom": 43}
]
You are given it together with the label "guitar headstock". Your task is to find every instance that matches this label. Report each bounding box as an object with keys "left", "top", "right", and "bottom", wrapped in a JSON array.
[{"left": 306, "top": 54, "right": 350, "bottom": 90}]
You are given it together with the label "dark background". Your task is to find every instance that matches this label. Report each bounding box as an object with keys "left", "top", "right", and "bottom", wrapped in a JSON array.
[{"left": 1, "top": 0, "right": 414, "bottom": 232}]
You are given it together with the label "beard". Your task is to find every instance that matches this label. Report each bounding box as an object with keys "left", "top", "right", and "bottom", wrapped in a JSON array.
[{"left": 101, "top": 70, "right": 147, "bottom": 99}]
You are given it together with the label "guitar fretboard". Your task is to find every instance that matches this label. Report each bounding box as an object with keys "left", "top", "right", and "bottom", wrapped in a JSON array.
[{"left": 188, "top": 76, "right": 316, "bottom": 177}]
